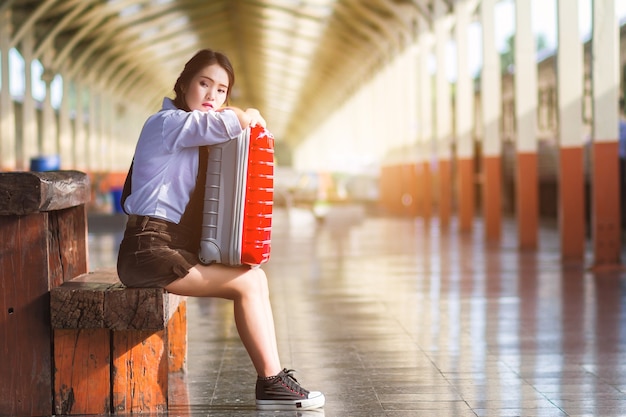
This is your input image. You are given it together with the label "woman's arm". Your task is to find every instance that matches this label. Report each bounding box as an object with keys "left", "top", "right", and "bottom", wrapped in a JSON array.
[
  {"left": 160, "top": 105, "right": 267, "bottom": 151},
  {"left": 220, "top": 107, "right": 266, "bottom": 129}
]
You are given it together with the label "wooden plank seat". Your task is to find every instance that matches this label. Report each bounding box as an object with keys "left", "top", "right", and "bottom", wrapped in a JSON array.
[{"left": 50, "top": 269, "right": 187, "bottom": 415}]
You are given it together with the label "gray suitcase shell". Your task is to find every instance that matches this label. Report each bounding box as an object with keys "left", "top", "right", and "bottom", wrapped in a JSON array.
[{"left": 198, "top": 127, "right": 273, "bottom": 266}]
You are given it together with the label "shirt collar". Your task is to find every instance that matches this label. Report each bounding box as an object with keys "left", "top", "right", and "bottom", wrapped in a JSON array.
[{"left": 162, "top": 97, "right": 177, "bottom": 111}]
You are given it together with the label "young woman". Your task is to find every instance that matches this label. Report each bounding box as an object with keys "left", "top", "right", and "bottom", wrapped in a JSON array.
[{"left": 117, "top": 49, "right": 325, "bottom": 411}]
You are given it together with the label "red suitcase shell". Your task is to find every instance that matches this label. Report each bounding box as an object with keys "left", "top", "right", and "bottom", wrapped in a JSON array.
[{"left": 199, "top": 125, "right": 274, "bottom": 266}]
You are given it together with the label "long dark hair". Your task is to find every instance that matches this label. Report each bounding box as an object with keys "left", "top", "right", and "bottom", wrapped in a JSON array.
[{"left": 172, "top": 49, "right": 235, "bottom": 111}]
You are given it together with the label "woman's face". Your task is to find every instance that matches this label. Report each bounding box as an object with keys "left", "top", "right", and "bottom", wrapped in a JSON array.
[{"left": 184, "top": 63, "right": 229, "bottom": 112}]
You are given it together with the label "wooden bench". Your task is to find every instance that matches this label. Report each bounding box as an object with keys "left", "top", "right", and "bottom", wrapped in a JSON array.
[
  {"left": 0, "top": 171, "right": 189, "bottom": 416},
  {"left": 50, "top": 269, "right": 187, "bottom": 415},
  {"left": 0, "top": 171, "right": 90, "bottom": 416}
]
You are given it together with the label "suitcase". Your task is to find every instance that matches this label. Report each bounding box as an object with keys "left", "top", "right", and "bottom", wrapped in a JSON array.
[{"left": 198, "top": 125, "right": 274, "bottom": 266}]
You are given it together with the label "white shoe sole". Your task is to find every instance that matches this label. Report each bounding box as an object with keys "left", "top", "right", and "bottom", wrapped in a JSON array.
[{"left": 256, "top": 391, "right": 325, "bottom": 410}]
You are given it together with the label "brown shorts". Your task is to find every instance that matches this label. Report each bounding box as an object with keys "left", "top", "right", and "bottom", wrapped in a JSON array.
[{"left": 117, "top": 215, "right": 199, "bottom": 288}]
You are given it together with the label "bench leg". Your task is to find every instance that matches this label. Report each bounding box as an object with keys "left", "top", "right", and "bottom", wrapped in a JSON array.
[
  {"left": 53, "top": 300, "right": 187, "bottom": 415},
  {"left": 112, "top": 330, "right": 169, "bottom": 413},
  {"left": 168, "top": 300, "right": 187, "bottom": 373},
  {"left": 53, "top": 329, "right": 111, "bottom": 415},
  {"left": 167, "top": 301, "right": 189, "bottom": 408}
]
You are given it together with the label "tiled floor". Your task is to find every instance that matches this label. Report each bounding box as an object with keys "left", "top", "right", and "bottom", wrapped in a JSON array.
[{"left": 88, "top": 205, "right": 626, "bottom": 417}]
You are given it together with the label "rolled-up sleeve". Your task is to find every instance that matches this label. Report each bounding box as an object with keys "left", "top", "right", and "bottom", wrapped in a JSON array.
[
  {"left": 219, "top": 109, "right": 245, "bottom": 138},
  {"left": 162, "top": 108, "right": 244, "bottom": 151}
]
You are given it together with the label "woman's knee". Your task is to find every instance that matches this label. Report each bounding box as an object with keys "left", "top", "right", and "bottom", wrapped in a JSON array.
[{"left": 236, "top": 267, "right": 269, "bottom": 298}]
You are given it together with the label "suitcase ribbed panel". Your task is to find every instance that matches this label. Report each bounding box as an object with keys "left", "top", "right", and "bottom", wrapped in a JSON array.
[
  {"left": 198, "top": 126, "right": 274, "bottom": 266},
  {"left": 241, "top": 127, "right": 274, "bottom": 265}
]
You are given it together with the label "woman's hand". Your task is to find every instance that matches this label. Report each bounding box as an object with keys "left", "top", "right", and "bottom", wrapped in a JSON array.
[
  {"left": 244, "top": 108, "right": 266, "bottom": 128},
  {"left": 220, "top": 106, "right": 266, "bottom": 129}
]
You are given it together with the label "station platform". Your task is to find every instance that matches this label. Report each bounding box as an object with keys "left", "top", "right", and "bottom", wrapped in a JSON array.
[{"left": 87, "top": 206, "right": 626, "bottom": 417}]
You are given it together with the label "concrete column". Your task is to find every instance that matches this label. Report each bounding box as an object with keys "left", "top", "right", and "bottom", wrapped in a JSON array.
[
  {"left": 73, "top": 81, "right": 87, "bottom": 172},
  {"left": 104, "top": 95, "right": 115, "bottom": 171},
  {"left": 434, "top": 0, "right": 452, "bottom": 228},
  {"left": 480, "top": 0, "right": 502, "bottom": 241},
  {"left": 455, "top": 0, "right": 475, "bottom": 232},
  {"left": 21, "top": 31, "right": 38, "bottom": 169},
  {"left": 408, "top": 44, "right": 421, "bottom": 216},
  {"left": 412, "top": 43, "right": 424, "bottom": 217},
  {"left": 385, "top": 59, "right": 397, "bottom": 154},
  {"left": 40, "top": 67, "right": 57, "bottom": 157},
  {"left": 0, "top": 9, "right": 16, "bottom": 170},
  {"left": 556, "top": 0, "right": 585, "bottom": 261},
  {"left": 514, "top": 0, "right": 539, "bottom": 249},
  {"left": 400, "top": 46, "right": 416, "bottom": 149},
  {"left": 58, "top": 75, "right": 73, "bottom": 169},
  {"left": 112, "top": 101, "right": 134, "bottom": 172},
  {"left": 400, "top": 45, "right": 419, "bottom": 216},
  {"left": 590, "top": 0, "right": 620, "bottom": 267},
  {"left": 88, "top": 87, "right": 99, "bottom": 171},
  {"left": 110, "top": 101, "right": 120, "bottom": 171},
  {"left": 407, "top": 45, "right": 418, "bottom": 150},
  {"left": 355, "top": 80, "right": 377, "bottom": 167},
  {"left": 377, "top": 64, "right": 400, "bottom": 214},
  {"left": 418, "top": 18, "right": 434, "bottom": 220},
  {"left": 97, "top": 92, "right": 109, "bottom": 171}
]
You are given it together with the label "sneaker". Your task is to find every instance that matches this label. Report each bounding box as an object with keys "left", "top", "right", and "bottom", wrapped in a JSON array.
[{"left": 256, "top": 368, "right": 325, "bottom": 410}]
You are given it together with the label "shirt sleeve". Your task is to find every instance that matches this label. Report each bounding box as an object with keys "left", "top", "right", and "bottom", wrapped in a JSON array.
[{"left": 161, "top": 108, "right": 244, "bottom": 151}]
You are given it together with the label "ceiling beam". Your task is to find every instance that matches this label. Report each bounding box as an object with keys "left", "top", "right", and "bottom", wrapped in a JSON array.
[
  {"left": 344, "top": 0, "right": 401, "bottom": 51},
  {"left": 10, "top": 0, "right": 59, "bottom": 49},
  {"left": 32, "top": 0, "right": 90, "bottom": 60}
]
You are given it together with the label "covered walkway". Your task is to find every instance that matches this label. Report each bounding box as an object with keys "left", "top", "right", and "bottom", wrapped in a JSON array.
[
  {"left": 1, "top": 1, "right": 626, "bottom": 416},
  {"left": 1, "top": 0, "right": 625, "bottom": 266},
  {"left": 88, "top": 206, "right": 626, "bottom": 416}
]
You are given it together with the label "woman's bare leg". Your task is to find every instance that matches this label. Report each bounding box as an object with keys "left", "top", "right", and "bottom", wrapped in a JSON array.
[{"left": 164, "top": 264, "right": 281, "bottom": 377}]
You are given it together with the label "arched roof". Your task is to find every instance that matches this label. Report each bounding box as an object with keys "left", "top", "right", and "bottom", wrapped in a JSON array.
[{"left": 3, "top": 0, "right": 449, "bottom": 144}]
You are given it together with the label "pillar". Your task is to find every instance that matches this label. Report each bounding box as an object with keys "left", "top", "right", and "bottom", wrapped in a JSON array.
[
  {"left": 557, "top": 0, "right": 585, "bottom": 261},
  {"left": 41, "top": 67, "right": 57, "bottom": 157},
  {"left": 514, "top": 0, "right": 539, "bottom": 249},
  {"left": 418, "top": 16, "right": 434, "bottom": 220},
  {"left": 88, "top": 87, "right": 99, "bottom": 171},
  {"left": 21, "top": 31, "right": 38, "bottom": 169},
  {"left": 455, "top": 0, "right": 475, "bottom": 232},
  {"left": 480, "top": 0, "right": 502, "bottom": 241},
  {"left": 413, "top": 44, "right": 424, "bottom": 217},
  {"left": 590, "top": 0, "right": 620, "bottom": 267},
  {"left": 99, "top": 92, "right": 111, "bottom": 171},
  {"left": 58, "top": 74, "right": 73, "bottom": 169},
  {"left": 434, "top": 0, "right": 452, "bottom": 228},
  {"left": 74, "top": 80, "right": 87, "bottom": 171},
  {"left": 0, "top": 9, "right": 16, "bottom": 170}
]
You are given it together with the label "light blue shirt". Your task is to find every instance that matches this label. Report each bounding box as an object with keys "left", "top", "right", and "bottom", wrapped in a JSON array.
[{"left": 123, "top": 98, "right": 243, "bottom": 223}]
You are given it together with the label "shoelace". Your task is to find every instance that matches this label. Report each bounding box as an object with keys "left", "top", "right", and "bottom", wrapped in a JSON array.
[{"left": 279, "top": 368, "right": 307, "bottom": 395}]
